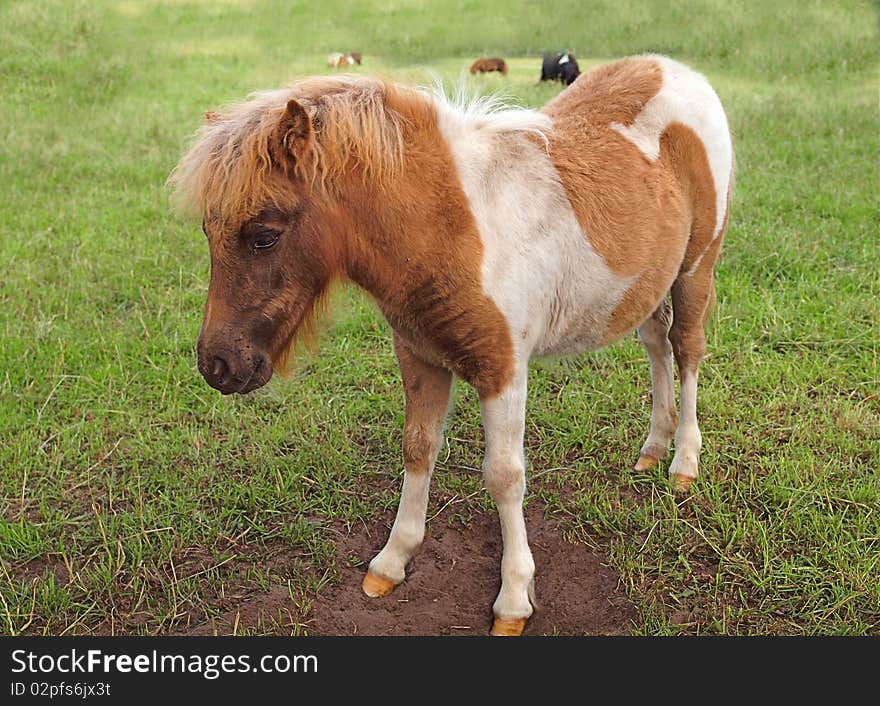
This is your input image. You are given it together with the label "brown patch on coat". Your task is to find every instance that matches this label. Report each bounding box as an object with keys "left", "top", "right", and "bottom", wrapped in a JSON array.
[
  {"left": 605, "top": 121, "right": 722, "bottom": 340},
  {"left": 543, "top": 56, "right": 664, "bottom": 143},
  {"left": 661, "top": 122, "right": 720, "bottom": 273},
  {"left": 470, "top": 57, "right": 508, "bottom": 75}
]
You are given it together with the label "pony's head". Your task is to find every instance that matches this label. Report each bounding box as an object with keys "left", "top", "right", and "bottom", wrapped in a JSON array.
[{"left": 168, "top": 77, "right": 408, "bottom": 394}]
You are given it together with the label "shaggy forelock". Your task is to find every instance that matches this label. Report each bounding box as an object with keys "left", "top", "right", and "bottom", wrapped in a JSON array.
[{"left": 168, "top": 76, "right": 412, "bottom": 224}]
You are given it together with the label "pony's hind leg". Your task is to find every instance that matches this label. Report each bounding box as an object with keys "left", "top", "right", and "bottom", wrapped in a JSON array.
[
  {"left": 363, "top": 335, "right": 452, "bottom": 597},
  {"left": 480, "top": 367, "right": 535, "bottom": 636},
  {"left": 667, "top": 257, "right": 718, "bottom": 491},
  {"left": 635, "top": 299, "right": 678, "bottom": 471}
]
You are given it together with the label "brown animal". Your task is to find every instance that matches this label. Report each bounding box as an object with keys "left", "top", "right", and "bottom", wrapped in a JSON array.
[
  {"left": 469, "top": 57, "right": 508, "bottom": 75},
  {"left": 170, "top": 55, "right": 733, "bottom": 636}
]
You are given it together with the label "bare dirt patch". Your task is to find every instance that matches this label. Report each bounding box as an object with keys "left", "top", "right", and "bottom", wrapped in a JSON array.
[
  {"left": 189, "top": 502, "right": 636, "bottom": 636},
  {"left": 308, "top": 503, "right": 635, "bottom": 635},
  {"left": 13, "top": 554, "right": 70, "bottom": 587}
]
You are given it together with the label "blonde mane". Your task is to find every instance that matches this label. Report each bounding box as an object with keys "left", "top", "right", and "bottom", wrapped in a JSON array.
[{"left": 168, "top": 76, "right": 412, "bottom": 223}]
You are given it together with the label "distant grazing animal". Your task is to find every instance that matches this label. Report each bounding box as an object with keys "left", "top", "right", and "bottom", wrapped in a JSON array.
[
  {"left": 328, "top": 52, "right": 362, "bottom": 68},
  {"left": 469, "top": 57, "right": 508, "bottom": 75},
  {"left": 541, "top": 52, "right": 580, "bottom": 85},
  {"left": 171, "top": 55, "right": 733, "bottom": 636}
]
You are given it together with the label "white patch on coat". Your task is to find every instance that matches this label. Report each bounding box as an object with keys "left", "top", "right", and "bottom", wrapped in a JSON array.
[
  {"left": 559, "top": 54, "right": 570, "bottom": 65},
  {"left": 432, "top": 90, "right": 633, "bottom": 359},
  {"left": 610, "top": 55, "right": 732, "bottom": 275}
]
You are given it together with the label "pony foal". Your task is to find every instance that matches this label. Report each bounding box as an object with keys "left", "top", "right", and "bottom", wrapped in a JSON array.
[{"left": 170, "top": 55, "right": 733, "bottom": 636}]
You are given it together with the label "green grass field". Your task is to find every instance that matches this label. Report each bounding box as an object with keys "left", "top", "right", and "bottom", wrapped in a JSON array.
[{"left": 1, "top": 0, "right": 877, "bottom": 635}]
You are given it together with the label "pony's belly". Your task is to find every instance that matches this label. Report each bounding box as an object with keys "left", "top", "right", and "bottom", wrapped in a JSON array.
[
  {"left": 532, "top": 281, "right": 635, "bottom": 357},
  {"left": 535, "top": 319, "right": 609, "bottom": 356}
]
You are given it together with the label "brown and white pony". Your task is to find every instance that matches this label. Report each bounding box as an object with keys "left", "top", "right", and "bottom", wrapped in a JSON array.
[
  {"left": 170, "top": 55, "right": 733, "bottom": 636},
  {"left": 327, "top": 52, "right": 362, "bottom": 68}
]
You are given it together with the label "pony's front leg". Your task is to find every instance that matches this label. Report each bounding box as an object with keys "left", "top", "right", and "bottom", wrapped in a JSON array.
[
  {"left": 363, "top": 336, "right": 452, "bottom": 597},
  {"left": 480, "top": 368, "right": 535, "bottom": 636}
]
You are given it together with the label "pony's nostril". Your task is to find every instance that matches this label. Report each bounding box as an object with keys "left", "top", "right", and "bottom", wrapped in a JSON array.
[{"left": 212, "top": 357, "right": 229, "bottom": 386}]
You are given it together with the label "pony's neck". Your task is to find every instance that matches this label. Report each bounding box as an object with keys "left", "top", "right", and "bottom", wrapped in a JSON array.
[
  {"left": 337, "top": 164, "right": 472, "bottom": 310},
  {"left": 325, "top": 109, "right": 516, "bottom": 395}
]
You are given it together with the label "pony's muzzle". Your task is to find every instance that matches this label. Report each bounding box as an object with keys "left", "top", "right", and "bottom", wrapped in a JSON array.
[{"left": 197, "top": 341, "right": 272, "bottom": 395}]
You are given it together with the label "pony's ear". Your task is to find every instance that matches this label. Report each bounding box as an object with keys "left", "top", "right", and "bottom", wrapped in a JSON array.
[{"left": 270, "top": 99, "right": 312, "bottom": 171}]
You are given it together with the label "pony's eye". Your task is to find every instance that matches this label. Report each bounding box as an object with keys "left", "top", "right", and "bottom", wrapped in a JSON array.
[{"left": 253, "top": 229, "right": 280, "bottom": 251}]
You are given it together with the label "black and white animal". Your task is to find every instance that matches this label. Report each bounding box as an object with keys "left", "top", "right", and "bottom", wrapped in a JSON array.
[{"left": 541, "top": 52, "right": 581, "bottom": 86}]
